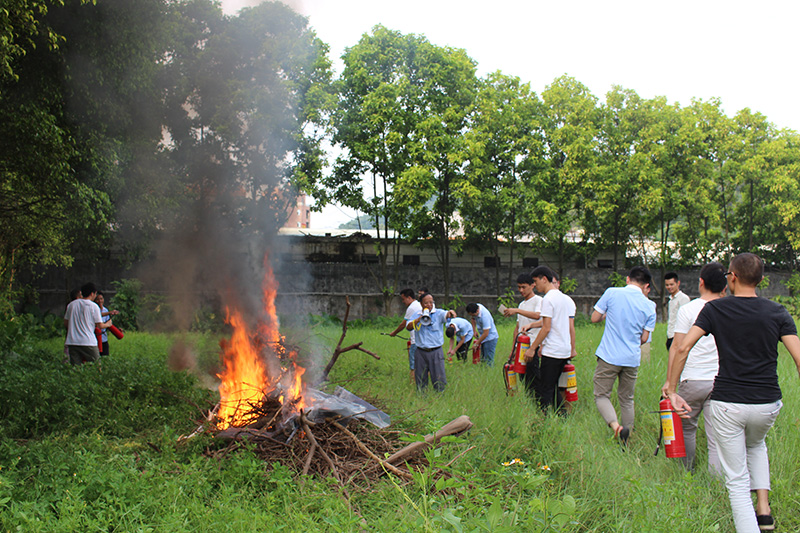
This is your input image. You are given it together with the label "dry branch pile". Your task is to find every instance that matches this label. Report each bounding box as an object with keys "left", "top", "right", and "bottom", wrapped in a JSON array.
[{"left": 204, "top": 396, "right": 473, "bottom": 490}]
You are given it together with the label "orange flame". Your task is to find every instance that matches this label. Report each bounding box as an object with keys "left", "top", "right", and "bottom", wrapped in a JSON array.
[{"left": 215, "top": 252, "right": 306, "bottom": 430}]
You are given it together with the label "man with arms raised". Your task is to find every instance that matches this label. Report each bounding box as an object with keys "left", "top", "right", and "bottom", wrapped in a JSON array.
[
  {"left": 591, "top": 266, "right": 657, "bottom": 443},
  {"left": 523, "top": 266, "right": 576, "bottom": 412},
  {"left": 388, "top": 288, "right": 422, "bottom": 384},
  {"left": 661, "top": 262, "right": 726, "bottom": 473},
  {"left": 64, "top": 282, "right": 114, "bottom": 366},
  {"left": 668, "top": 254, "right": 800, "bottom": 532}
]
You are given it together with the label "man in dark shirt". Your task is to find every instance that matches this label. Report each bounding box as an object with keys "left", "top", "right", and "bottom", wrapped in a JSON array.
[{"left": 668, "top": 253, "right": 800, "bottom": 533}]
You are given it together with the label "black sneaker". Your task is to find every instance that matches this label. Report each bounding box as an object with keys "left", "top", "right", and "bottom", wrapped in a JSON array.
[{"left": 756, "top": 514, "right": 775, "bottom": 531}]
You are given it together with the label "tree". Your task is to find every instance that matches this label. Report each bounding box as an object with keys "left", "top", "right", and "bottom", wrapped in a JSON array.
[
  {"left": 461, "top": 71, "right": 544, "bottom": 295},
  {"left": 318, "top": 26, "right": 423, "bottom": 312},
  {"left": 533, "top": 76, "right": 599, "bottom": 276},
  {"left": 157, "top": 0, "right": 333, "bottom": 320},
  {"left": 584, "top": 87, "right": 656, "bottom": 271},
  {"left": 392, "top": 39, "right": 478, "bottom": 301}
]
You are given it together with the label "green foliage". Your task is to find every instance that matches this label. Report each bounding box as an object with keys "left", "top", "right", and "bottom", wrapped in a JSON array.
[
  {"left": 110, "top": 279, "right": 141, "bottom": 331},
  {"left": 444, "top": 292, "right": 466, "bottom": 312},
  {"left": 497, "top": 288, "right": 517, "bottom": 310},
  {"left": 0, "top": 313, "right": 63, "bottom": 357},
  {"left": 559, "top": 276, "right": 578, "bottom": 294},
  {"left": 758, "top": 275, "right": 770, "bottom": 291},
  {"left": 609, "top": 271, "right": 627, "bottom": 287},
  {"left": 0, "top": 340, "right": 212, "bottom": 440}
]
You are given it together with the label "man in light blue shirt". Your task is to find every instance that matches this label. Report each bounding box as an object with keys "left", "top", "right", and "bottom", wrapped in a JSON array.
[
  {"left": 407, "top": 293, "right": 448, "bottom": 392},
  {"left": 446, "top": 316, "right": 474, "bottom": 362},
  {"left": 466, "top": 302, "right": 499, "bottom": 366},
  {"left": 591, "top": 266, "right": 657, "bottom": 444}
]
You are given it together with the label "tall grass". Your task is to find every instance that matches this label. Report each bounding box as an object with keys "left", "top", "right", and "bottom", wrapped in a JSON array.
[{"left": 2, "top": 318, "right": 799, "bottom": 531}]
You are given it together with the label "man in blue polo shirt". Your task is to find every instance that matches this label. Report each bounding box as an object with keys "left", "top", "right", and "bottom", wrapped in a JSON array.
[
  {"left": 591, "top": 266, "right": 657, "bottom": 444},
  {"left": 466, "top": 302, "right": 499, "bottom": 366},
  {"left": 445, "top": 316, "right": 474, "bottom": 362},
  {"left": 407, "top": 293, "right": 448, "bottom": 392}
]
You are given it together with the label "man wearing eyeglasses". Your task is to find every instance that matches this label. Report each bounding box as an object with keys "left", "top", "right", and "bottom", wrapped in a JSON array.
[{"left": 667, "top": 253, "right": 800, "bottom": 532}]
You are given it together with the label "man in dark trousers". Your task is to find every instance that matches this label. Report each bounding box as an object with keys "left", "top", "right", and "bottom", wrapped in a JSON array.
[{"left": 668, "top": 253, "right": 800, "bottom": 532}]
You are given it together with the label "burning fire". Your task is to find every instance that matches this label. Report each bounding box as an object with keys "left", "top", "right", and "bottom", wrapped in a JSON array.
[{"left": 215, "top": 252, "right": 306, "bottom": 429}]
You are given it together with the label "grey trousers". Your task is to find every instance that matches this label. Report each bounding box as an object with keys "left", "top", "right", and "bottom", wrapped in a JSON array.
[
  {"left": 415, "top": 346, "right": 447, "bottom": 392},
  {"left": 593, "top": 357, "right": 638, "bottom": 428},
  {"left": 711, "top": 399, "right": 782, "bottom": 533},
  {"left": 677, "top": 379, "right": 719, "bottom": 473}
]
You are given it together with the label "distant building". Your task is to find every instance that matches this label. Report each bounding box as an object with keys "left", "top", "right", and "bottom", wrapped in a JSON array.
[{"left": 284, "top": 194, "right": 310, "bottom": 228}]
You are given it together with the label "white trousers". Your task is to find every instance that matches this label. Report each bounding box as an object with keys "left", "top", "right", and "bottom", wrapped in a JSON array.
[{"left": 710, "top": 399, "right": 782, "bottom": 533}]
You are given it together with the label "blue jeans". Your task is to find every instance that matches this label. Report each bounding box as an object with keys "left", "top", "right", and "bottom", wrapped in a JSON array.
[
  {"left": 480, "top": 338, "right": 498, "bottom": 366},
  {"left": 408, "top": 343, "right": 417, "bottom": 370}
]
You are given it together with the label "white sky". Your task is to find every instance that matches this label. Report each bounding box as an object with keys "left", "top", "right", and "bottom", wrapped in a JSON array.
[{"left": 222, "top": 0, "right": 800, "bottom": 228}]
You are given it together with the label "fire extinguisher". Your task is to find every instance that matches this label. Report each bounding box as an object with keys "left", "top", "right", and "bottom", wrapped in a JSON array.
[
  {"left": 562, "top": 362, "right": 578, "bottom": 402},
  {"left": 472, "top": 343, "right": 481, "bottom": 364},
  {"left": 503, "top": 333, "right": 530, "bottom": 395},
  {"left": 511, "top": 333, "right": 530, "bottom": 375},
  {"left": 94, "top": 327, "right": 103, "bottom": 351},
  {"left": 655, "top": 397, "right": 686, "bottom": 458},
  {"left": 108, "top": 324, "right": 124, "bottom": 340}
]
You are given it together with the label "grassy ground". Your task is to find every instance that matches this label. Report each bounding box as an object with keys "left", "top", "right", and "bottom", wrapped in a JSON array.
[{"left": 2, "top": 316, "right": 800, "bottom": 531}]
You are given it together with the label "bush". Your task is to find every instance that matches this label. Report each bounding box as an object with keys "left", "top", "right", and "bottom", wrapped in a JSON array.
[
  {"left": 110, "top": 279, "right": 141, "bottom": 331},
  {"left": 0, "top": 347, "right": 215, "bottom": 439}
]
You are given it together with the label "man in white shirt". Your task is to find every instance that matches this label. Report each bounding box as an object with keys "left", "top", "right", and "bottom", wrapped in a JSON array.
[
  {"left": 661, "top": 262, "right": 726, "bottom": 473},
  {"left": 388, "top": 288, "right": 422, "bottom": 384},
  {"left": 503, "top": 272, "right": 543, "bottom": 397},
  {"left": 665, "top": 272, "right": 690, "bottom": 350},
  {"left": 524, "top": 266, "right": 577, "bottom": 412},
  {"left": 64, "top": 282, "right": 114, "bottom": 366}
]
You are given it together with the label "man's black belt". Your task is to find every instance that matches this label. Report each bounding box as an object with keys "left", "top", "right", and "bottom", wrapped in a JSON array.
[{"left": 417, "top": 346, "right": 441, "bottom": 352}]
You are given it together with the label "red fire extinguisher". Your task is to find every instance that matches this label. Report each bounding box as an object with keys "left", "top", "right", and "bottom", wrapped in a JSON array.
[
  {"left": 657, "top": 398, "right": 686, "bottom": 458},
  {"left": 562, "top": 362, "right": 578, "bottom": 402},
  {"left": 108, "top": 324, "right": 124, "bottom": 340},
  {"left": 503, "top": 333, "right": 530, "bottom": 395},
  {"left": 472, "top": 344, "right": 481, "bottom": 364},
  {"left": 511, "top": 333, "right": 530, "bottom": 375}
]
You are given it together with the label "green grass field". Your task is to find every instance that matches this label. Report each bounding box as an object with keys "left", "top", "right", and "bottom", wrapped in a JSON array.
[{"left": 2, "top": 316, "right": 799, "bottom": 532}]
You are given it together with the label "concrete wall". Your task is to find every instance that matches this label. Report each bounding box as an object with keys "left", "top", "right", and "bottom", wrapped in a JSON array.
[{"left": 26, "top": 235, "right": 793, "bottom": 321}]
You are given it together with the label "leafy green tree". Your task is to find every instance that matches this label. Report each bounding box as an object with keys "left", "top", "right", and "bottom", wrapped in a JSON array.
[
  {"left": 317, "top": 26, "right": 423, "bottom": 311},
  {"left": 533, "top": 75, "right": 599, "bottom": 276},
  {"left": 392, "top": 40, "right": 478, "bottom": 301},
  {"left": 461, "top": 71, "right": 544, "bottom": 295},
  {"left": 584, "top": 87, "right": 656, "bottom": 271}
]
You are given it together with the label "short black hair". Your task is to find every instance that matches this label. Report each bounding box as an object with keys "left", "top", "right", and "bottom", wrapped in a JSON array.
[
  {"left": 400, "top": 288, "right": 414, "bottom": 299},
  {"left": 664, "top": 272, "right": 679, "bottom": 282},
  {"left": 80, "top": 282, "right": 97, "bottom": 297},
  {"left": 69, "top": 288, "right": 82, "bottom": 301},
  {"left": 419, "top": 292, "right": 433, "bottom": 303},
  {"left": 445, "top": 325, "right": 456, "bottom": 338},
  {"left": 628, "top": 266, "right": 652, "bottom": 286},
  {"left": 465, "top": 303, "right": 479, "bottom": 314},
  {"left": 730, "top": 253, "right": 764, "bottom": 287},
  {"left": 700, "top": 262, "right": 726, "bottom": 293},
  {"left": 530, "top": 266, "right": 555, "bottom": 282},
  {"left": 516, "top": 273, "right": 534, "bottom": 285}
]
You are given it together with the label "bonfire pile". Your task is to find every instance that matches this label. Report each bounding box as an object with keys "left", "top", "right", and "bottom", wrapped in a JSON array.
[{"left": 190, "top": 280, "right": 474, "bottom": 489}]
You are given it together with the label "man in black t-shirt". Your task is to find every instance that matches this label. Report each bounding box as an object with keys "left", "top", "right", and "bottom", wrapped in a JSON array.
[{"left": 667, "top": 253, "right": 800, "bottom": 533}]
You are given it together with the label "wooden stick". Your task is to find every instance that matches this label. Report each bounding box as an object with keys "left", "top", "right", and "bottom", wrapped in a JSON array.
[
  {"left": 332, "top": 421, "right": 413, "bottom": 480},
  {"left": 385, "top": 415, "right": 473, "bottom": 465}
]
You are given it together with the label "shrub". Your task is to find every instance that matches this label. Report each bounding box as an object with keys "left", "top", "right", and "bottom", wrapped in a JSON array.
[
  {"left": 0, "top": 347, "right": 214, "bottom": 439},
  {"left": 110, "top": 279, "right": 141, "bottom": 331}
]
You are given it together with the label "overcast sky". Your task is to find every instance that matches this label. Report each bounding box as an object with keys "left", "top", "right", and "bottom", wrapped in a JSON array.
[{"left": 222, "top": 0, "right": 800, "bottom": 228}]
